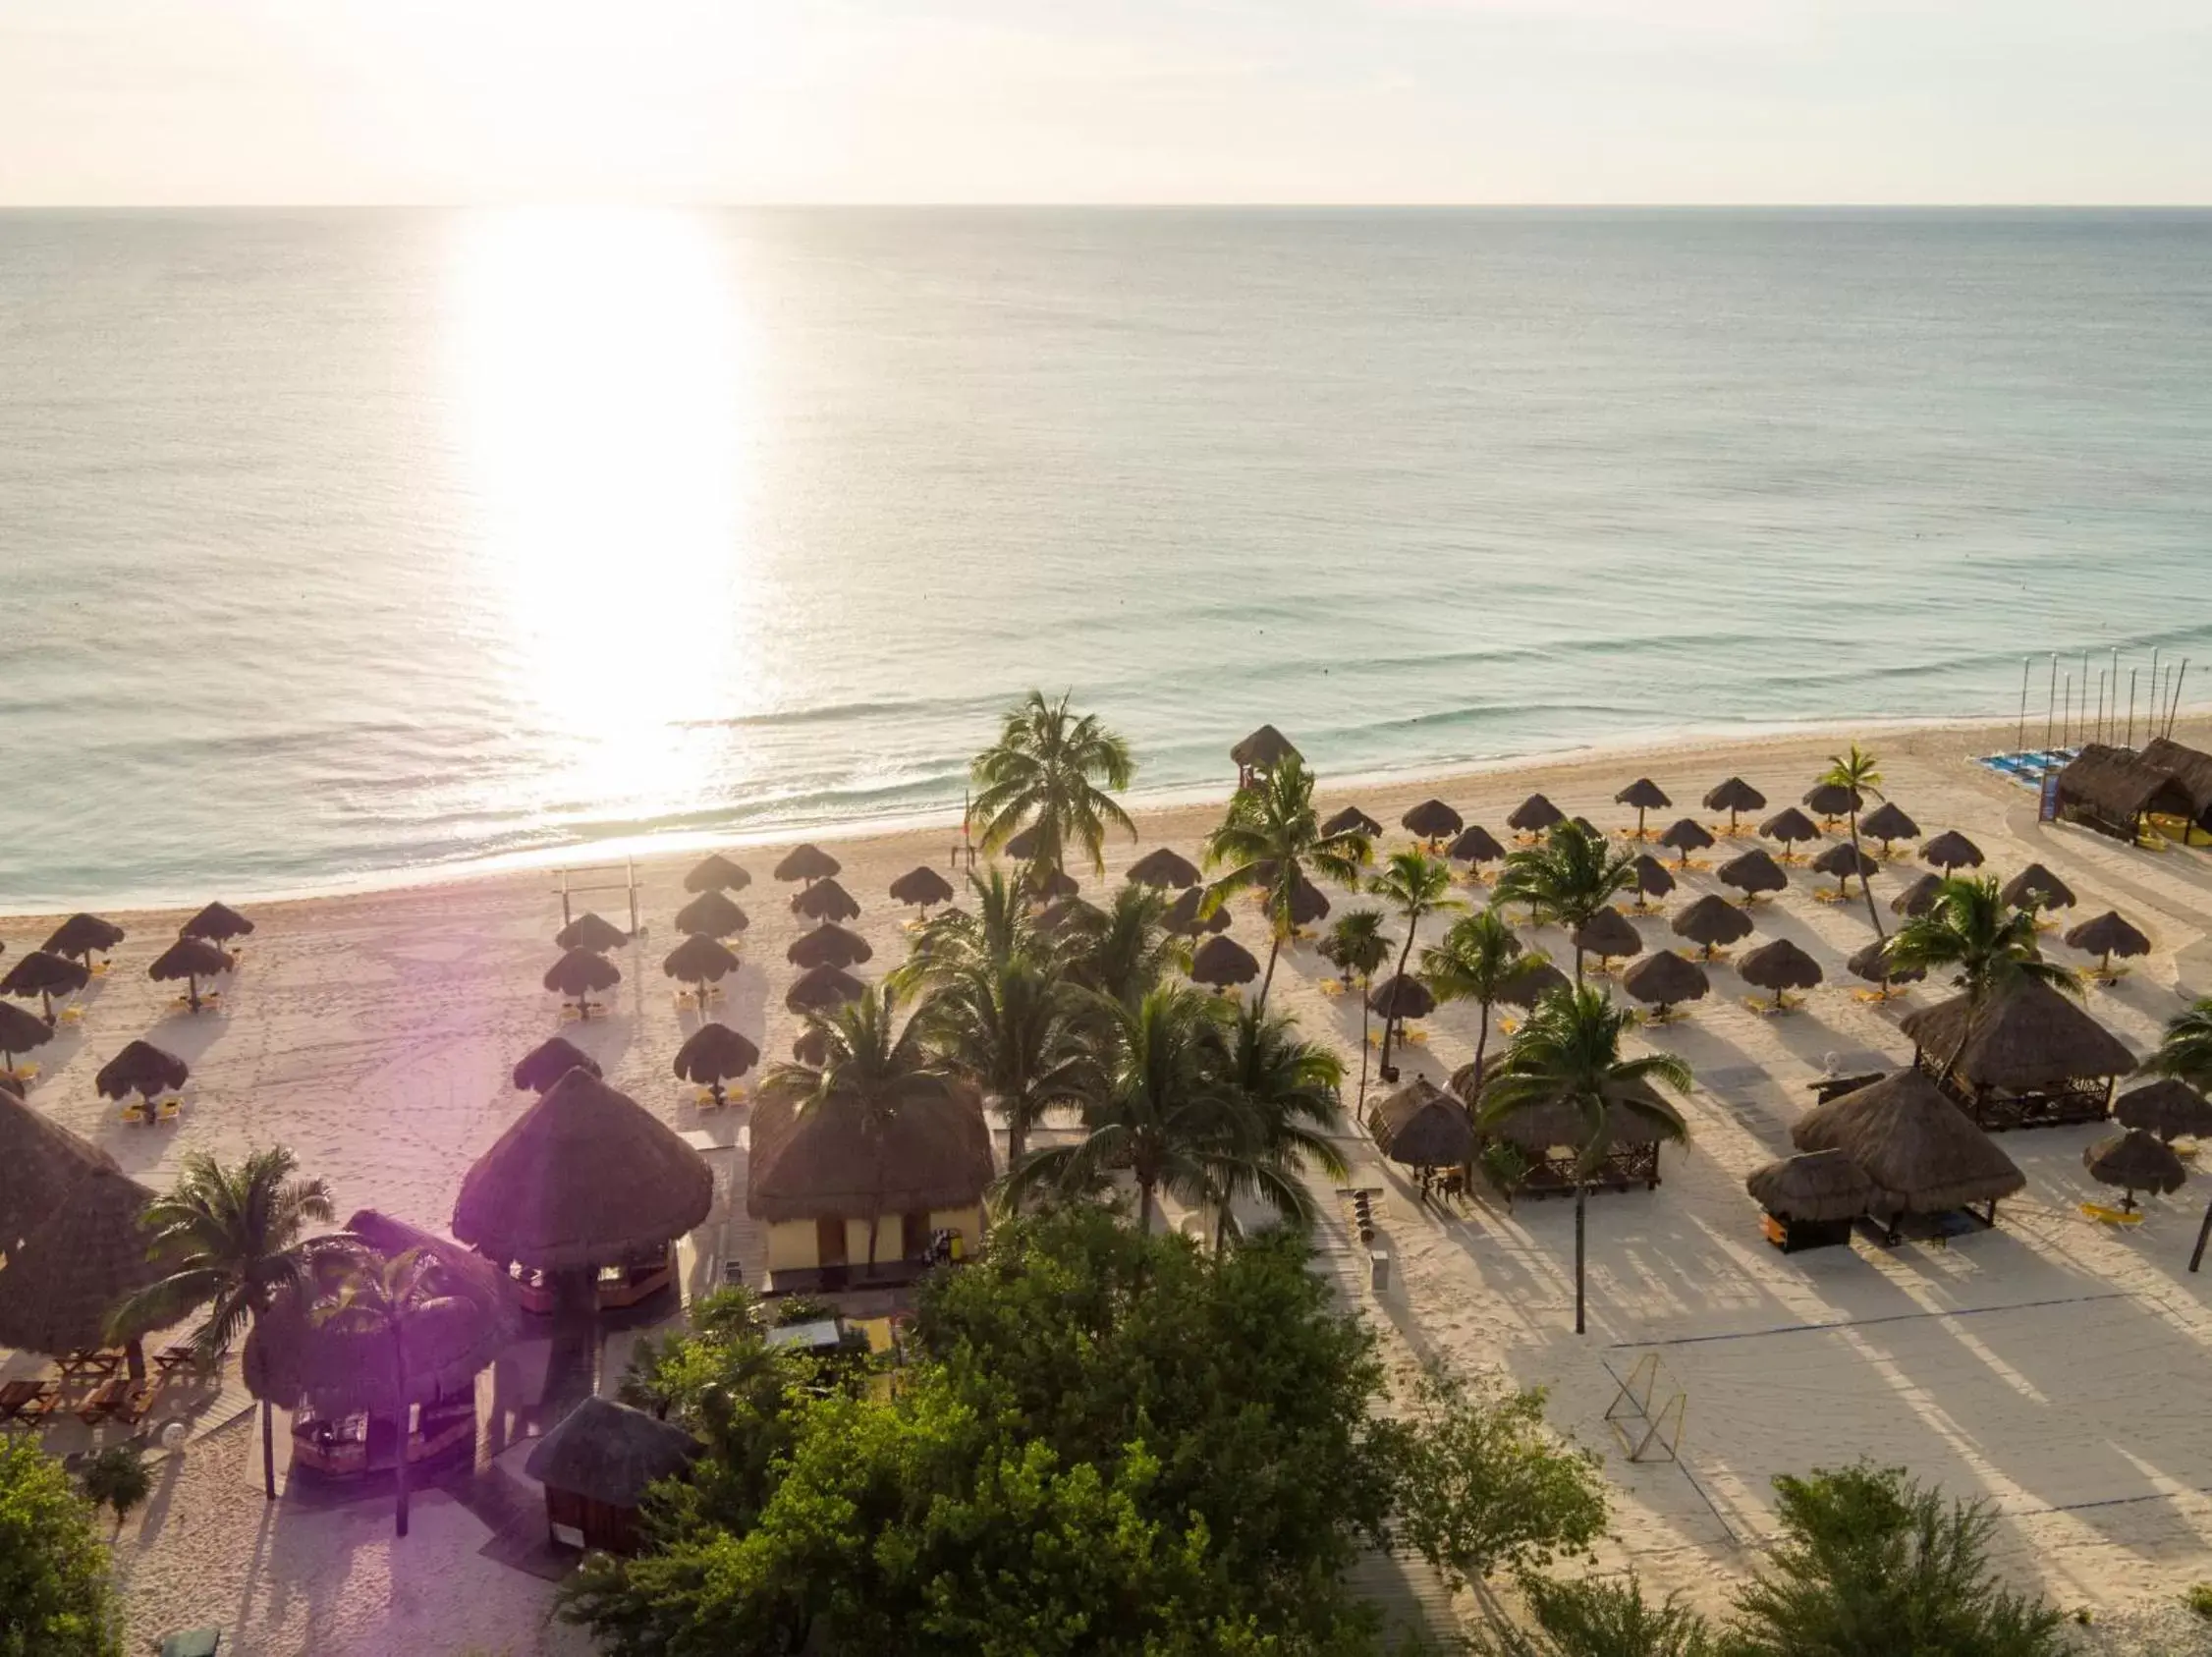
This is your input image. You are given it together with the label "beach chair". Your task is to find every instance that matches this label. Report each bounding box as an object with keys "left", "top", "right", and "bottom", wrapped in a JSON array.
[
  {"left": 58, "top": 1005, "right": 84, "bottom": 1025},
  {"left": 2079, "top": 1202, "right": 2144, "bottom": 1227},
  {"left": 157, "top": 1097, "right": 183, "bottom": 1123},
  {"left": 120, "top": 1101, "right": 149, "bottom": 1125},
  {"left": 1317, "top": 978, "right": 1345, "bottom": 998},
  {"left": 0, "top": 1379, "right": 57, "bottom": 1426},
  {"left": 157, "top": 1629, "right": 223, "bottom": 1657},
  {"left": 3, "top": 1064, "right": 37, "bottom": 1085}
]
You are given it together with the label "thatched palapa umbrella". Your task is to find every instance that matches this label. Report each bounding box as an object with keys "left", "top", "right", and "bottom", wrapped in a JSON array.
[
  {"left": 889, "top": 864, "right": 957, "bottom": 915},
  {"left": 1615, "top": 778, "right": 1671, "bottom": 838},
  {"left": 1622, "top": 950, "right": 1708, "bottom": 1019},
  {"left": 514, "top": 1036, "right": 599, "bottom": 1094},
  {"left": 2001, "top": 863, "right": 2076, "bottom": 915},
  {"left": 94, "top": 1040, "right": 188, "bottom": 1107},
  {"left": 791, "top": 878, "right": 860, "bottom": 925},
  {"left": 1367, "top": 1077, "right": 1470, "bottom": 1172},
  {"left": 146, "top": 938, "right": 227, "bottom": 1015},
  {"left": 1659, "top": 817, "right": 1715, "bottom": 868},
  {"left": 1739, "top": 937, "right": 1823, "bottom": 1011},
  {"left": 1791, "top": 1068, "right": 2024, "bottom": 1228},
  {"left": 543, "top": 947, "right": 621, "bottom": 1018},
  {"left": 1164, "top": 887, "right": 1232, "bottom": 936},
  {"left": 673, "top": 1022, "right": 761, "bottom": 1107},
  {"left": 1630, "top": 854, "right": 1675, "bottom": 911},
  {"left": 0, "top": 1000, "right": 55, "bottom": 1078},
  {"left": 684, "top": 853, "right": 751, "bottom": 894},
  {"left": 1189, "top": 935, "right": 1260, "bottom": 993},
  {"left": 1029, "top": 867, "right": 1080, "bottom": 903},
  {"left": 1497, "top": 961, "right": 1570, "bottom": 1009},
  {"left": 662, "top": 934, "right": 740, "bottom": 1008},
  {"left": 674, "top": 889, "right": 747, "bottom": 940},
  {"left": 1673, "top": 894, "right": 1754, "bottom": 960},
  {"left": 1717, "top": 847, "right": 1788, "bottom": 905},
  {"left": 1746, "top": 1149, "right": 1875, "bottom": 1225},
  {"left": 0, "top": 1164, "right": 159, "bottom": 1374},
  {"left": 1447, "top": 824, "right": 1506, "bottom": 870},
  {"left": 1508, "top": 795, "right": 1565, "bottom": 837},
  {"left": 3, "top": 950, "right": 90, "bottom": 1025},
  {"left": 555, "top": 911, "right": 630, "bottom": 954},
  {"left": 2065, "top": 910, "right": 2150, "bottom": 979},
  {"left": 1703, "top": 777, "right": 1766, "bottom": 834},
  {"left": 1919, "top": 830, "right": 1984, "bottom": 873},
  {"left": 774, "top": 844, "right": 841, "bottom": 887},
  {"left": 2083, "top": 1129, "right": 2185, "bottom": 1211},
  {"left": 1004, "top": 823, "right": 1045, "bottom": 862},
  {"left": 788, "top": 923, "right": 872, "bottom": 971},
  {"left": 1367, "top": 971, "right": 1435, "bottom": 1023},
  {"left": 2115, "top": 1079, "right": 2212, "bottom": 1143},
  {"left": 792, "top": 1026, "right": 829, "bottom": 1067},
  {"left": 1572, "top": 908, "right": 1644, "bottom": 972},
  {"left": 1232, "top": 725, "right": 1299, "bottom": 791},
  {"left": 1035, "top": 896, "right": 1104, "bottom": 939},
  {"left": 1801, "top": 781, "right": 1860, "bottom": 825},
  {"left": 0, "top": 1091, "right": 121, "bottom": 1250},
  {"left": 1858, "top": 801, "right": 1919, "bottom": 855},
  {"left": 42, "top": 912, "right": 125, "bottom": 967},
  {"left": 1757, "top": 806, "right": 1821, "bottom": 861},
  {"left": 1848, "top": 938, "right": 1922, "bottom": 1001},
  {"left": 1402, "top": 799, "right": 1463, "bottom": 847},
  {"left": 1322, "top": 806, "right": 1383, "bottom": 840},
  {"left": 181, "top": 901, "right": 254, "bottom": 948},
  {"left": 1125, "top": 848, "right": 1200, "bottom": 890},
  {"left": 787, "top": 964, "right": 865, "bottom": 1015},
  {"left": 1891, "top": 871, "right": 1944, "bottom": 918},
  {"left": 1810, "top": 841, "right": 1879, "bottom": 899},
  {"left": 453, "top": 1070, "right": 712, "bottom": 1275}
]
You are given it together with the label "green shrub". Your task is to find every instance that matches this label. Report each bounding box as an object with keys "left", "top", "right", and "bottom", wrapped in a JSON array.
[
  {"left": 1477, "top": 1574, "right": 1713, "bottom": 1657},
  {"left": 0, "top": 1438, "right": 122, "bottom": 1656},
  {"left": 79, "top": 1446, "right": 151, "bottom": 1531},
  {"left": 2184, "top": 1581, "right": 2212, "bottom": 1621}
]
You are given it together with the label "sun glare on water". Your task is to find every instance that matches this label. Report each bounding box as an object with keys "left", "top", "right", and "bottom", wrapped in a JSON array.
[{"left": 443, "top": 206, "right": 766, "bottom": 832}]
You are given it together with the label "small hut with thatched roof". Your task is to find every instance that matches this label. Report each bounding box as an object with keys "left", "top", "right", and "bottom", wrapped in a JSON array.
[
  {"left": 526, "top": 1396, "right": 702, "bottom": 1555},
  {"left": 2139, "top": 737, "right": 2212, "bottom": 835},
  {"left": 1847, "top": 938, "right": 1922, "bottom": 1000},
  {"left": 788, "top": 923, "right": 872, "bottom": 971},
  {"left": 1367, "top": 971, "right": 1435, "bottom": 1026},
  {"left": 1125, "top": 848, "right": 1200, "bottom": 890},
  {"left": 181, "top": 901, "right": 254, "bottom": 947},
  {"left": 0, "top": 1000, "right": 56, "bottom": 1078},
  {"left": 1892, "top": 870, "right": 1945, "bottom": 918},
  {"left": 774, "top": 844, "right": 841, "bottom": 886},
  {"left": 1918, "top": 829, "right": 1985, "bottom": 873},
  {"left": 1572, "top": 909, "right": 1644, "bottom": 972},
  {"left": 1622, "top": 950, "right": 1709, "bottom": 1019},
  {"left": 787, "top": 964, "right": 865, "bottom": 1015},
  {"left": 1672, "top": 894, "right": 1754, "bottom": 960},
  {"left": 2083, "top": 1129, "right": 2186, "bottom": 1212},
  {"left": 0, "top": 1163, "right": 158, "bottom": 1375},
  {"left": 662, "top": 933, "right": 740, "bottom": 1009},
  {"left": 1231, "top": 725, "right": 1300, "bottom": 790},
  {"left": 1791, "top": 1068, "right": 2025, "bottom": 1239},
  {"left": 1745, "top": 1149, "right": 1875, "bottom": 1251},
  {"left": 1615, "top": 778, "right": 1670, "bottom": 838},
  {"left": 1703, "top": 777, "right": 1766, "bottom": 833},
  {"left": 673, "top": 1022, "right": 760, "bottom": 1108},
  {"left": 452, "top": 1070, "right": 712, "bottom": 1310},
  {"left": 1801, "top": 781, "right": 1861, "bottom": 823},
  {"left": 1899, "top": 976, "right": 2134, "bottom": 1130},
  {"left": 1367, "top": 1077, "right": 1471, "bottom": 1173},
  {"left": 747, "top": 1079, "right": 992, "bottom": 1291},
  {"left": 890, "top": 864, "right": 958, "bottom": 913},
  {"left": 1810, "top": 841, "right": 1878, "bottom": 899},
  {"left": 4, "top": 950, "right": 90, "bottom": 1023},
  {"left": 673, "top": 889, "right": 747, "bottom": 940},
  {"left": 1739, "top": 938, "right": 1823, "bottom": 1012},
  {"left": 0, "top": 1090, "right": 122, "bottom": 1251},
  {"left": 1629, "top": 854, "right": 1676, "bottom": 911},
  {"left": 2115, "top": 1078, "right": 2212, "bottom": 1143},
  {"left": 2066, "top": 910, "right": 2151, "bottom": 979},
  {"left": 1448, "top": 824, "right": 1505, "bottom": 869},
  {"left": 1323, "top": 806, "right": 1383, "bottom": 840},
  {"left": 791, "top": 878, "right": 860, "bottom": 925},
  {"left": 249, "top": 1209, "right": 523, "bottom": 1484},
  {"left": 554, "top": 911, "right": 630, "bottom": 954},
  {"left": 94, "top": 1040, "right": 189, "bottom": 1109},
  {"left": 513, "top": 1036, "right": 599, "bottom": 1094},
  {"left": 1402, "top": 799, "right": 1463, "bottom": 845},
  {"left": 1659, "top": 817, "right": 1714, "bottom": 866},
  {"left": 1189, "top": 935, "right": 1260, "bottom": 993},
  {"left": 42, "top": 912, "right": 125, "bottom": 967},
  {"left": 543, "top": 947, "right": 620, "bottom": 1018},
  {"left": 2055, "top": 744, "right": 2195, "bottom": 843},
  {"left": 1757, "top": 806, "right": 1821, "bottom": 860},
  {"left": 2001, "top": 863, "right": 2076, "bottom": 915},
  {"left": 1508, "top": 795, "right": 1565, "bottom": 838},
  {"left": 1717, "top": 847, "right": 1788, "bottom": 905},
  {"left": 1164, "top": 887, "right": 1231, "bottom": 937},
  {"left": 1857, "top": 801, "right": 1919, "bottom": 855},
  {"left": 146, "top": 939, "right": 226, "bottom": 1016},
  {"left": 684, "top": 853, "right": 751, "bottom": 894}
]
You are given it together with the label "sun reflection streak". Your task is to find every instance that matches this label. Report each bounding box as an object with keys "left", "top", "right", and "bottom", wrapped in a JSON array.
[{"left": 443, "top": 206, "right": 764, "bottom": 826}]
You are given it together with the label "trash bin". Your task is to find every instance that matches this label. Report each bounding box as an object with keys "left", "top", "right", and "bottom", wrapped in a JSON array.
[{"left": 1369, "top": 1250, "right": 1391, "bottom": 1293}]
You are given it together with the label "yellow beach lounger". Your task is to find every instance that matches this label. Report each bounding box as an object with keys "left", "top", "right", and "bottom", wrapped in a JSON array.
[{"left": 2079, "top": 1202, "right": 2143, "bottom": 1227}]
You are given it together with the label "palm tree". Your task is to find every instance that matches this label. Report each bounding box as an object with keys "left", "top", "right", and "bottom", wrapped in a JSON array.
[
  {"left": 1207, "top": 1005, "right": 1348, "bottom": 1247},
  {"left": 968, "top": 690, "right": 1136, "bottom": 878},
  {"left": 108, "top": 1147, "right": 335, "bottom": 1499},
  {"left": 308, "top": 1243, "right": 464, "bottom": 1537},
  {"left": 1004, "top": 984, "right": 1232, "bottom": 1238},
  {"left": 899, "top": 866, "right": 1047, "bottom": 990},
  {"left": 2142, "top": 997, "right": 2212, "bottom": 1091},
  {"left": 926, "top": 953, "right": 1097, "bottom": 1214},
  {"left": 1818, "top": 743, "right": 1888, "bottom": 944},
  {"left": 760, "top": 986, "right": 956, "bottom": 1272},
  {"left": 1366, "top": 850, "right": 1464, "bottom": 1077},
  {"left": 1885, "top": 876, "right": 2080, "bottom": 1083},
  {"left": 1422, "top": 909, "right": 1549, "bottom": 1116},
  {"left": 1490, "top": 819, "right": 1638, "bottom": 982},
  {"left": 1066, "top": 882, "right": 1185, "bottom": 1008},
  {"left": 1320, "top": 909, "right": 1393, "bottom": 1114},
  {"left": 1475, "top": 985, "right": 1690, "bottom": 1335},
  {"left": 1200, "top": 755, "right": 1372, "bottom": 1012}
]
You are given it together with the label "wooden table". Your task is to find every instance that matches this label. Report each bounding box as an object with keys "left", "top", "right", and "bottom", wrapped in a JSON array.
[
  {"left": 56, "top": 1349, "right": 123, "bottom": 1383},
  {"left": 151, "top": 1345, "right": 204, "bottom": 1379},
  {"left": 0, "top": 1379, "right": 56, "bottom": 1425}
]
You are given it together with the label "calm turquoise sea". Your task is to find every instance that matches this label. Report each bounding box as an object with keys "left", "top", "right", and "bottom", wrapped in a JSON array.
[{"left": 3, "top": 208, "right": 2210, "bottom": 909}]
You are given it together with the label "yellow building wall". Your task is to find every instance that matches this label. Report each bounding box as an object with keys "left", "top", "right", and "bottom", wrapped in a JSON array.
[{"left": 762, "top": 1207, "right": 987, "bottom": 1271}]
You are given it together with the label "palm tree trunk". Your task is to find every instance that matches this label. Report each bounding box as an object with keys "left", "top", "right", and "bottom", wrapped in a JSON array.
[
  {"left": 1573, "top": 946, "right": 1585, "bottom": 985},
  {"left": 1258, "top": 932, "right": 1282, "bottom": 1015},
  {"left": 124, "top": 1337, "right": 144, "bottom": 1383},
  {"left": 1005, "top": 1108, "right": 1027, "bottom": 1216},
  {"left": 1136, "top": 1178, "right": 1156, "bottom": 1237},
  {"left": 393, "top": 1338, "right": 412, "bottom": 1538},
  {"left": 1355, "top": 981, "right": 1372, "bottom": 1116},
  {"left": 1379, "top": 925, "right": 1418, "bottom": 1076},
  {"left": 261, "top": 1400, "right": 277, "bottom": 1500},
  {"left": 1574, "top": 1185, "right": 1587, "bottom": 1335},
  {"left": 1850, "top": 809, "right": 1886, "bottom": 948}
]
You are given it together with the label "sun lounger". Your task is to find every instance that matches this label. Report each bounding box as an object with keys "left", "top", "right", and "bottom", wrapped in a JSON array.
[
  {"left": 3, "top": 1064, "right": 38, "bottom": 1084},
  {"left": 58, "top": 1005, "right": 84, "bottom": 1025},
  {"left": 158, "top": 1096, "right": 183, "bottom": 1122},
  {"left": 77, "top": 1376, "right": 148, "bottom": 1426},
  {"left": 0, "top": 1378, "right": 57, "bottom": 1425},
  {"left": 157, "top": 1628, "right": 223, "bottom": 1657},
  {"left": 2080, "top": 1202, "right": 2144, "bottom": 1227},
  {"left": 121, "top": 1101, "right": 149, "bottom": 1124}
]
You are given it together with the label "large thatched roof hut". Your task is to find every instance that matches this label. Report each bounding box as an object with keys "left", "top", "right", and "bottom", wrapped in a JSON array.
[
  {"left": 0, "top": 1091, "right": 121, "bottom": 1250},
  {"left": 2140, "top": 737, "right": 2212, "bottom": 831},
  {"left": 1899, "top": 976, "right": 2132, "bottom": 1128},
  {"left": 526, "top": 1396, "right": 702, "bottom": 1555},
  {"left": 2055, "top": 744, "right": 2194, "bottom": 842},
  {"left": 1791, "top": 1069, "right": 2024, "bottom": 1227},
  {"left": 452, "top": 1070, "right": 713, "bottom": 1272},
  {"left": 1368, "top": 1077, "right": 1470, "bottom": 1170},
  {"left": 0, "top": 1164, "right": 158, "bottom": 1359},
  {"left": 1746, "top": 1149, "right": 1874, "bottom": 1223}
]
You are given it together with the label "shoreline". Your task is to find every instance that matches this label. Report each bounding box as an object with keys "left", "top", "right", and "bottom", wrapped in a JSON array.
[{"left": 4, "top": 706, "right": 2166, "bottom": 923}]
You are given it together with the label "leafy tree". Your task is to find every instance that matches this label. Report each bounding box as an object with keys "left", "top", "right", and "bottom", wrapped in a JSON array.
[
  {"left": 969, "top": 690, "right": 1136, "bottom": 878},
  {"left": 900, "top": 866, "right": 1049, "bottom": 991},
  {"left": 1384, "top": 1367, "right": 1608, "bottom": 1593},
  {"left": 1065, "top": 882, "right": 1186, "bottom": 1010},
  {"left": 1475, "top": 986, "right": 1689, "bottom": 1336},
  {"left": 107, "top": 1145, "right": 335, "bottom": 1499},
  {"left": 309, "top": 1243, "right": 465, "bottom": 1537},
  {"left": 761, "top": 986, "right": 956, "bottom": 1270},
  {"left": 1321, "top": 908, "right": 1394, "bottom": 1115},
  {"left": 2142, "top": 997, "right": 2212, "bottom": 1092},
  {"left": 1423, "top": 910, "right": 1550, "bottom": 1115},
  {"left": 0, "top": 1438, "right": 122, "bottom": 1657},
  {"left": 1207, "top": 1004, "right": 1349, "bottom": 1245},
  {"left": 1491, "top": 821, "right": 1638, "bottom": 984},
  {"left": 1884, "top": 877, "right": 2080, "bottom": 1083},
  {"left": 1366, "top": 851, "right": 1464, "bottom": 1075},
  {"left": 1722, "top": 1464, "right": 2070, "bottom": 1657},
  {"left": 78, "top": 1447, "right": 150, "bottom": 1536},
  {"left": 1815, "top": 745, "right": 1887, "bottom": 942},
  {"left": 1478, "top": 1574, "right": 1715, "bottom": 1657},
  {"left": 926, "top": 952, "right": 1097, "bottom": 1212},
  {"left": 1202, "top": 755, "right": 1373, "bottom": 1012}
]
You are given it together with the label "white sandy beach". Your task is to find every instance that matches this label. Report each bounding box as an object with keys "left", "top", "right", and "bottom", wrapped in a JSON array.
[{"left": 8, "top": 712, "right": 2212, "bottom": 1653}]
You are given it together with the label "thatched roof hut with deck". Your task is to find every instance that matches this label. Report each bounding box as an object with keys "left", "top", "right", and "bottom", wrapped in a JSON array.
[
  {"left": 1792, "top": 1068, "right": 2024, "bottom": 1235},
  {"left": 2053, "top": 745, "right": 2191, "bottom": 843},
  {"left": 1368, "top": 1077, "right": 1471, "bottom": 1170},
  {"left": 2138, "top": 737, "right": 2212, "bottom": 833},
  {"left": 526, "top": 1396, "right": 702, "bottom": 1555},
  {"left": 1899, "top": 976, "right": 2133, "bottom": 1130}
]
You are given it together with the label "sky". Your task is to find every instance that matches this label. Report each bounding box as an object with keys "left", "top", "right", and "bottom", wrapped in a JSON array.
[{"left": 2, "top": 0, "right": 2208, "bottom": 205}]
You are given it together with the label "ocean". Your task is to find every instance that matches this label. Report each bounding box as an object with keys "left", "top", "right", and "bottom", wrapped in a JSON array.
[{"left": 3, "top": 207, "right": 2209, "bottom": 911}]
